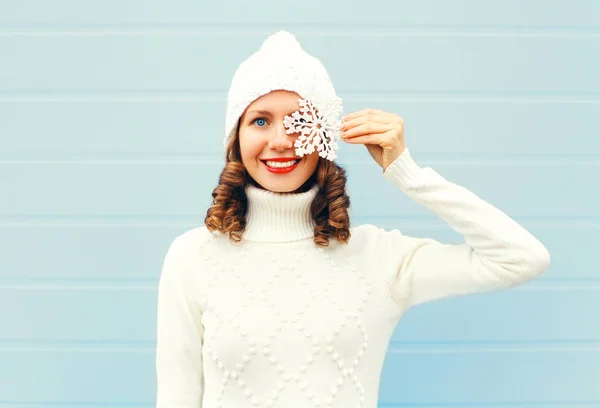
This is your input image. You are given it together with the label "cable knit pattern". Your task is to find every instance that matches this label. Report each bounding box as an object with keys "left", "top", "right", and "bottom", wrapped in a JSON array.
[{"left": 155, "top": 148, "right": 551, "bottom": 408}]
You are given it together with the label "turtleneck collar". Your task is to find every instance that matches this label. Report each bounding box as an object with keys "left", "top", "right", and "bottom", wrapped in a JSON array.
[{"left": 243, "top": 183, "right": 319, "bottom": 243}]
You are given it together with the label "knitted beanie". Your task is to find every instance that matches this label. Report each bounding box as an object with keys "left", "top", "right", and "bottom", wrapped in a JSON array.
[{"left": 224, "top": 31, "right": 343, "bottom": 161}]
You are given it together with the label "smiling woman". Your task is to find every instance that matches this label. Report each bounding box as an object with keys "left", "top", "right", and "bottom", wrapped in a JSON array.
[
  {"left": 204, "top": 88, "right": 351, "bottom": 246},
  {"left": 155, "top": 30, "right": 551, "bottom": 408}
]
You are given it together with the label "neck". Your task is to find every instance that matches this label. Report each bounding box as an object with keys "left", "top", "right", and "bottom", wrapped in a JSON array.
[{"left": 243, "top": 183, "right": 319, "bottom": 243}]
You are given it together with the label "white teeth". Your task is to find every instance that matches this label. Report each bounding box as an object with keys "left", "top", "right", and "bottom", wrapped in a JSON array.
[{"left": 265, "top": 160, "right": 299, "bottom": 168}]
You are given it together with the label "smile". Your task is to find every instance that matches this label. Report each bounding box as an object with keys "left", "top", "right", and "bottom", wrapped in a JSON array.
[{"left": 261, "top": 158, "right": 301, "bottom": 174}]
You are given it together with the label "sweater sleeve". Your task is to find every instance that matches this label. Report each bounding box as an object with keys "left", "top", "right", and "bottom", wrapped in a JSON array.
[
  {"left": 156, "top": 235, "right": 204, "bottom": 407},
  {"left": 379, "top": 148, "right": 551, "bottom": 308}
]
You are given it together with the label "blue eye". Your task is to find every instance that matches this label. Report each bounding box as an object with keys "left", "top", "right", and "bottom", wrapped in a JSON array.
[{"left": 252, "top": 118, "right": 267, "bottom": 127}]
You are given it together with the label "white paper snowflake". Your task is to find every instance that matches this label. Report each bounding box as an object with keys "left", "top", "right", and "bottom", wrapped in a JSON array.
[{"left": 283, "top": 97, "right": 342, "bottom": 161}]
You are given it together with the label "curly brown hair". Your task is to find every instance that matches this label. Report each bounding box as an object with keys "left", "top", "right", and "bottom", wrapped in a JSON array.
[{"left": 204, "top": 129, "right": 351, "bottom": 247}]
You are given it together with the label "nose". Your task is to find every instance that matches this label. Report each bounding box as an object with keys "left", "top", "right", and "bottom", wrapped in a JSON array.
[{"left": 268, "top": 123, "right": 294, "bottom": 151}]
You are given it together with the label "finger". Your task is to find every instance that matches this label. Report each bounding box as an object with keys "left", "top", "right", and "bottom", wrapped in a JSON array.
[
  {"left": 342, "top": 113, "right": 399, "bottom": 131},
  {"left": 343, "top": 132, "right": 386, "bottom": 145},
  {"left": 342, "top": 123, "right": 393, "bottom": 139},
  {"left": 342, "top": 108, "right": 386, "bottom": 122}
]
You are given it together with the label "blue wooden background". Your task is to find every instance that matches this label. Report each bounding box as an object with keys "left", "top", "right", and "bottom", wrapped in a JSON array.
[{"left": 1, "top": 0, "right": 599, "bottom": 406}]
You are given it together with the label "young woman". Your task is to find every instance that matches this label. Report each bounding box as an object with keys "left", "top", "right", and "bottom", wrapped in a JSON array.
[{"left": 155, "top": 31, "right": 550, "bottom": 408}]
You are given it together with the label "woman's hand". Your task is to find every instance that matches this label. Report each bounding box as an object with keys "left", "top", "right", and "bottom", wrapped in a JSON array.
[{"left": 341, "top": 108, "right": 406, "bottom": 171}]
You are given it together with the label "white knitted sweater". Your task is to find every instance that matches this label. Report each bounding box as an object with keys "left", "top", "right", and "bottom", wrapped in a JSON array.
[{"left": 155, "top": 148, "right": 550, "bottom": 408}]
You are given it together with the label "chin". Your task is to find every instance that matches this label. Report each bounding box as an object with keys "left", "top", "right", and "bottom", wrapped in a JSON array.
[{"left": 256, "top": 178, "right": 307, "bottom": 193}]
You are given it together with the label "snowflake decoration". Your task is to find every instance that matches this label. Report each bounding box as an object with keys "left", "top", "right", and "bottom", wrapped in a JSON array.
[{"left": 283, "top": 97, "right": 342, "bottom": 161}]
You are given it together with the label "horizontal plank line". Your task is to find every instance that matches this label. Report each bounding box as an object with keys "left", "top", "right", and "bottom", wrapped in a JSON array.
[
  {"left": 1, "top": 91, "right": 600, "bottom": 102},
  {"left": 2, "top": 22, "right": 600, "bottom": 29},
  {"left": 1, "top": 156, "right": 599, "bottom": 165},
  {"left": 2, "top": 339, "right": 600, "bottom": 348},
  {"left": 387, "top": 344, "right": 600, "bottom": 353},
  {"left": 0, "top": 340, "right": 155, "bottom": 348},
  {"left": 512, "top": 283, "right": 600, "bottom": 291},
  {"left": 1, "top": 403, "right": 598, "bottom": 408},
  {"left": 0, "top": 276, "right": 598, "bottom": 284},
  {"left": 2, "top": 343, "right": 600, "bottom": 353},
  {"left": 0, "top": 280, "right": 158, "bottom": 290},
  {"left": 2, "top": 26, "right": 600, "bottom": 37},
  {"left": 1, "top": 152, "right": 600, "bottom": 160},
  {"left": 0, "top": 215, "right": 597, "bottom": 221},
  {"left": 0, "top": 346, "right": 155, "bottom": 353},
  {"left": 0, "top": 278, "right": 158, "bottom": 285},
  {"left": 3, "top": 403, "right": 595, "bottom": 408},
  {"left": 0, "top": 403, "right": 153, "bottom": 408},
  {"left": 0, "top": 280, "right": 599, "bottom": 290},
  {"left": 0, "top": 215, "right": 598, "bottom": 227},
  {"left": 0, "top": 339, "right": 153, "bottom": 343},
  {"left": 390, "top": 340, "right": 600, "bottom": 346},
  {"left": 380, "top": 403, "right": 600, "bottom": 407},
  {"left": 0, "top": 283, "right": 157, "bottom": 290}
]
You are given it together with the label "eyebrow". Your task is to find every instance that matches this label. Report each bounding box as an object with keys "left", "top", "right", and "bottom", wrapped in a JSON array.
[
  {"left": 245, "top": 108, "right": 298, "bottom": 118},
  {"left": 246, "top": 109, "right": 272, "bottom": 117}
]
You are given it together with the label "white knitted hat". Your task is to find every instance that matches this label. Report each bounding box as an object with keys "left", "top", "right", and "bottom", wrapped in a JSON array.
[{"left": 224, "top": 31, "right": 343, "bottom": 161}]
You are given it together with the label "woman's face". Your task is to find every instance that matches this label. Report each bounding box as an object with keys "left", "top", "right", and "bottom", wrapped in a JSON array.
[{"left": 238, "top": 90, "right": 320, "bottom": 193}]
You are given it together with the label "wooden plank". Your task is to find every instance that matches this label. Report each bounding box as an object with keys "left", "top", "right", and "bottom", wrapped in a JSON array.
[
  {"left": 2, "top": 99, "right": 599, "bottom": 156},
  {"left": 0, "top": 222, "right": 596, "bottom": 281},
  {"left": 1, "top": 286, "right": 598, "bottom": 343},
  {"left": 2, "top": 162, "right": 598, "bottom": 217},
  {"left": 0, "top": 35, "right": 598, "bottom": 93},
  {"left": 0, "top": 348, "right": 598, "bottom": 402},
  {"left": 1, "top": 0, "right": 599, "bottom": 27}
]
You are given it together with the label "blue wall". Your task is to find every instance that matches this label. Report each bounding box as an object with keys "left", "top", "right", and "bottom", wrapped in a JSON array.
[{"left": 1, "top": 0, "right": 599, "bottom": 406}]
